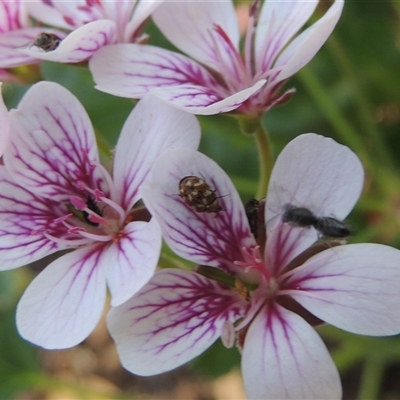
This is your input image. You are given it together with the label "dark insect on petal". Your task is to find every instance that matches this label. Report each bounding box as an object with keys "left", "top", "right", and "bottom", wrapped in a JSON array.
[
  {"left": 33, "top": 33, "right": 61, "bottom": 52},
  {"left": 179, "top": 175, "right": 222, "bottom": 213},
  {"left": 282, "top": 203, "right": 351, "bottom": 238}
]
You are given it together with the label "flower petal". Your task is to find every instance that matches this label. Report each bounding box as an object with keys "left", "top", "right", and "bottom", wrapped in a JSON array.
[
  {"left": 16, "top": 245, "right": 107, "bottom": 349},
  {"left": 149, "top": 80, "right": 266, "bottom": 116},
  {"left": 141, "top": 149, "right": 256, "bottom": 272},
  {"left": 0, "top": 166, "right": 69, "bottom": 271},
  {"left": 19, "top": 20, "right": 116, "bottom": 63},
  {"left": 242, "top": 304, "right": 341, "bottom": 400},
  {"left": 124, "top": 0, "right": 161, "bottom": 42},
  {"left": 265, "top": 133, "right": 363, "bottom": 270},
  {"left": 0, "top": 83, "right": 9, "bottom": 156},
  {"left": 90, "top": 43, "right": 221, "bottom": 98},
  {"left": 4, "top": 81, "right": 108, "bottom": 201},
  {"left": 26, "top": 2, "right": 77, "bottom": 30},
  {"left": 90, "top": 43, "right": 266, "bottom": 114},
  {"left": 152, "top": 1, "right": 239, "bottom": 70},
  {"left": 288, "top": 243, "right": 400, "bottom": 336},
  {"left": 113, "top": 93, "right": 201, "bottom": 211},
  {"left": 255, "top": 0, "right": 318, "bottom": 72},
  {"left": 0, "top": 28, "right": 66, "bottom": 68},
  {"left": 107, "top": 269, "right": 248, "bottom": 375},
  {"left": 104, "top": 219, "right": 161, "bottom": 307},
  {"left": 276, "top": 0, "right": 344, "bottom": 81}
]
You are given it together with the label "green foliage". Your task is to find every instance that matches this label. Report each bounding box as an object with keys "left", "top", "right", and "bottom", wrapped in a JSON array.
[{"left": 2, "top": 1, "right": 400, "bottom": 398}]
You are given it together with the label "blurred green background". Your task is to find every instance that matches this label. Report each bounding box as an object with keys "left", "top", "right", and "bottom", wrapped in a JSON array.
[{"left": 2, "top": 0, "right": 400, "bottom": 398}]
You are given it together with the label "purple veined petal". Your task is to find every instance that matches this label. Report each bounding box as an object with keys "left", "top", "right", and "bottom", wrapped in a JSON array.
[
  {"left": 265, "top": 133, "right": 363, "bottom": 270},
  {"left": 123, "top": 0, "right": 161, "bottom": 42},
  {"left": 275, "top": 0, "right": 344, "bottom": 81},
  {"left": 141, "top": 149, "right": 256, "bottom": 272},
  {"left": 104, "top": 219, "right": 161, "bottom": 307},
  {"left": 288, "top": 243, "right": 400, "bottom": 336},
  {"left": 266, "top": 133, "right": 364, "bottom": 222},
  {"left": 19, "top": 20, "right": 116, "bottom": 63},
  {"left": 90, "top": 43, "right": 222, "bottom": 99},
  {"left": 25, "top": 2, "right": 77, "bottom": 30},
  {"left": 242, "top": 304, "right": 341, "bottom": 400},
  {"left": 0, "top": 0, "right": 26, "bottom": 31},
  {"left": 152, "top": 0, "right": 239, "bottom": 71},
  {"left": 0, "top": 166, "right": 70, "bottom": 271},
  {"left": 255, "top": 0, "right": 318, "bottom": 73},
  {"left": 264, "top": 219, "right": 318, "bottom": 277},
  {"left": 4, "top": 81, "right": 109, "bottom": 201},
  {"left": 0, "top": 82, "right": 9, "bottom": 156},
  {"left": 149, "top": 79, "right": 266, "bottom": 116},
  {"left": 16, "top": 244, "right": 107, "bottom": 349},
  {"left": 0, "top": 28, "right": 67, "bottom": 68},
  {"left": 113, "top": 93, "right": 201, "bottom": 210},
  {"left": 107, "top": 269, "right": 248, "bottom": 375}
]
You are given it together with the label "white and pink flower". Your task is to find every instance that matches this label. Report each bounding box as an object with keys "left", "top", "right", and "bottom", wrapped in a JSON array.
[
  {"left": 18, "top": 0, "right": 160, "bottom": 64},
  {"left": 0, "top": 82, "right": 9, "bottom": 155},
  {"left": 107, "top": 134, "right": 400, "bottom": 399},
  {"left": 90, "top": 0, "right": 344, "bottom": 116},
  {"left": 0, "top": 82, "right": 200, "bottom": 349},
  {"left": 0, "top": 0, "right": 66, "bottom": 69}
]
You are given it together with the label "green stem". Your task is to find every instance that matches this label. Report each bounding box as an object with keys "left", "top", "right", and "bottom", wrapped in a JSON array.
[
  {"left": 357, "top": 356, "right": 384, "bottom": 400},
  {"left": 254, "top": 122, "right": 274, "bottom": 199}
]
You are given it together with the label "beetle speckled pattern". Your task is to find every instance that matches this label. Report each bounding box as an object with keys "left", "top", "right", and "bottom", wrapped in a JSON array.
[
  {"left": 33, "top": 33, "right": 61, "bottom": 52},
  {"left": 179, "top": 175, "right": 222, "bottom": 213}
]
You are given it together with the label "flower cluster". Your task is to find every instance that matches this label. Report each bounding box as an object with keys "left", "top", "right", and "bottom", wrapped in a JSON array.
[
  {"left": 108, "top": 135, "right": 400, "bottom": 399},
  {"left": 0, "top": 1, "right": 399, "bottom": 399}
]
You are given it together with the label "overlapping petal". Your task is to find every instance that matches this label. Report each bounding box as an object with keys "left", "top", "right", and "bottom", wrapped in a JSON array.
[
  {"left": 0, "top": 82, "right": 9, "bottom": 156},
  {"left": 0, "top": 28, "right": 66, "bottom": 68},
  {"left": 113, "top": 93, "right": 201, "bottom": 210},
  {"left": 152, "top": 1, "right": 239, "bottom": 71},
  {"left": 4, "top": 81, "right": 107, "bottom": 201},
  {"left": 288, "top": 244, "right": 400, "bottom": 336},
  {"left": 141, "top": 149, "right": 255, "bottom": 272},
  {"left": 19, "top": 20, "right": 116, "bottom": 63},
  {"left": 265, "top": 133, "right": 363, "bottom": 271},
  {"left": 276, "top": 0, "right": 344, "bottom": 81},
  {"left": 150, "top": 80, "right": 266, "bottom": 116},
  {"left": 255, "top": 0, "right": 318, "bottom": 71},
  {"left": 16, "top": 245, "right": 107, "bottom": 349},
  {"left": 90, "top": 43, "right": 266, "bottom": 115},
  {"left": 0, "top": 166, "right": 70, "bottom": 271},
  {"left": 107, "top": 269, "right": 248, "bottom": 375},
  {"left": 0, "top": 0, "right": 27, "bottom": 31},
  {"left": 90, "top": 44, "right": 222, "bottom": 98},
  {"left": 104, "top": 220, "right": 161, "bottom": 307},
  {"left": 242, "top": 304, "right": 341, "bottom": 399},
  {"left": 123, "top": 0, "right": 160, "bottom": 42},
  {"left": 25, "top": 2, "right": 78, "bottom": 30}
]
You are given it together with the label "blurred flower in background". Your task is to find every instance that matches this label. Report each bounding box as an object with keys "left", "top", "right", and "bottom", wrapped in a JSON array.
[
  {"left": 18, "top": 0, "right": 160, "bottom": 64},
  {"left": 90, "top": 0, "right": 343, "bottom": 117},
  {"left": 0, "top": 0, "right": 66, "bottom": 74}
]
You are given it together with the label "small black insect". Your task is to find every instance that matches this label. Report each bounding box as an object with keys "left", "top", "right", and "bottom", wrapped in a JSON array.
[
  {"left": 33, "top": 32, "right": 61, "bottom": 52},
  {"left": 245, "top": 198, "right": 266, "bottom": 240},
  {"left": 83, "top": 197, "right": 102, "bottom": 226},
  {"left": 282, "top": 203, "right": 351, "bottom": 238},
  {"left": 315, "top": 217, "right": 352, "bottom": 238},
  {"left": 282, "top": 204, "right": 318, "bottom": 227}
]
